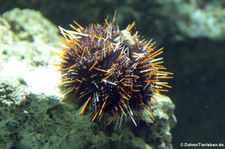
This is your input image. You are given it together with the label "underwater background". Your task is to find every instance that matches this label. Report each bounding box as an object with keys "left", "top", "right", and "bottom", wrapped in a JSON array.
[{"left": 1, "top": 0, "right": 225, "bottom": 148}]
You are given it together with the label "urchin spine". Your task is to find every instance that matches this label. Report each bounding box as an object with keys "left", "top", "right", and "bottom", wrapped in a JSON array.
[{"left": 57, "top": 19, "right": 173, "bottom": 128}]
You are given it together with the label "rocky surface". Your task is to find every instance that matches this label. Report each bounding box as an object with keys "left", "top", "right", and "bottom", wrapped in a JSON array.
[
  {"left": 1, "top": 0, "right": 225, "bottom": 41},
  {"left": 0, "top": 82, "right": 176, "bottom": 149},
  {"left": 0, "top": 8, "right": 176, "bottom": 149},
  {"left": 0, "top": 8, "right": 60, "bottom": 96}
]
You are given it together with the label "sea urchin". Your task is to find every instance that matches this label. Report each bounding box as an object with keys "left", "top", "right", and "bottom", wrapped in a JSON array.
[{"left": 57, "top": 18, "right": 173, "bottom": 128}]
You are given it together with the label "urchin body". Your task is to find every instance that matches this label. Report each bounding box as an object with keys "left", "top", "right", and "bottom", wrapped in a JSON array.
[{"left": 58, "top": 20, "right": 172, "bottom": 128}]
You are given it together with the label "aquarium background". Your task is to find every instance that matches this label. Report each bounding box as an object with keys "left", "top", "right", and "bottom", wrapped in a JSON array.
[{"left": 1, "top": 0, "right": 225, "bottom": 148}]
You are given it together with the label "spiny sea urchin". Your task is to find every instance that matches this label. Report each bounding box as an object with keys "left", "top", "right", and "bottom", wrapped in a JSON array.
[{"left": 57, "top": 18, "right": 173, "bottom": 128}]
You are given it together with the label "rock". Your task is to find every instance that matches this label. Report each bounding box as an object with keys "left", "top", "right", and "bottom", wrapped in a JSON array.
[
  {"left": 174, "top": 0, "right": 225, "bottom": 40},
  {"left": 0, "top": 8, "right": 176, "bottom": 149},
  {"left": 2, "top": 0, "right": 225, "bottom": 42},
  {"left": 0, "top": 8, "right": 61, "bottom": 96},
  {"left": 2, "top": 8, "right": 59, "bottom": 45},
  {"left": 0, "top": 82, "right": 176, "bottom": 149}
]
